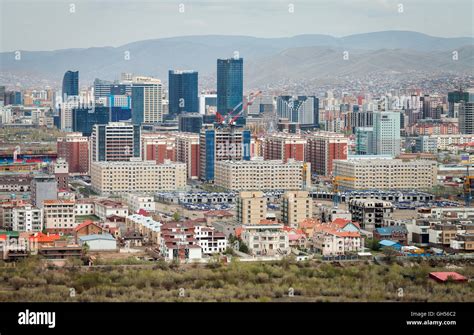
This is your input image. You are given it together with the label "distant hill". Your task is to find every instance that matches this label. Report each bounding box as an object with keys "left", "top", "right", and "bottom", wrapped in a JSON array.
[{"left": 0, "top": 31, "right": 472, "bottom": 88}]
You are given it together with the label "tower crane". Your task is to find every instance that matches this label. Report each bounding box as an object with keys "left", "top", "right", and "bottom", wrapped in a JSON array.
[
  {"left": 215, "top": 90, "right": 262, "bottom": 127},
  {"left": 332, "top": 176, "right": 356, "bottom": 207}
]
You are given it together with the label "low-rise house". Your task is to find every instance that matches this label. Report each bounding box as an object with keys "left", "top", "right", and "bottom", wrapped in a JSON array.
[
  {"left": 405, "top": 219, "right": 431, "bottom": 245},
  {"left": 298, "top": 218, "right": 319, "bottom": 237},
  {"left": 204, "top": 210, "right": 234, "bottom": 224},
  {"left": 126, "top": 214, "right": 161, "bottom": 245},
  {"left": 79, "top": 233, "right": 117, "bottom": 251},
  {"left": 428, "top": 221, "right": 474, "bottom": 246},
  {"left": 125, "top": 194, "right": 156, "bottom": 214},
  {"left": 122, "top": 231, "right": 144, "bottom": 247},
  {"left": 74, "top": 220, "right": 103, "bottom": 242},
  {"left": 212, "top": 221, "right": 240, "bottom": 238},
  {"left": 94, "top": 199, "right": 128, "bottom": 221},
  {"left": 373, "top": 226, "right": 408, "bottom": 245},
  {"left": 160, "top": 222, "right": 202, "bottom": 261},
  {"left": 194, "top": 225, "right": 227, "bottom": 254},
  {"left": 312, "top": 219, "right": 363, "bottom": 256},
  {"left": 450, "top": 234, "right": 474, "bottom": 252},
  {"left": 240, "top": 221, "right": 290, "bottom": 257}
]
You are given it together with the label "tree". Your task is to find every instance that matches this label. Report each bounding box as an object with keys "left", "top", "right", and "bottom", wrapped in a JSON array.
[
  {"left": 82, "top": 242, "right": 90, "bottom": 255},
  {"left": 366, "top": 238, "right": 381, "bottom": 251},
  {"left": 172, "top": 211, "right": 181, "bottom": 221},
  {"left": 382, "top": 247, "right": 400, "bottom": 263},
  {"left": 239, "top": 241, "right": 249, "bottom": 254}
]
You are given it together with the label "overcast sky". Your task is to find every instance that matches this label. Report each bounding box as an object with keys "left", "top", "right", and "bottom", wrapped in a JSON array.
[{"left": 0, "top": 0, "right": 472, "bottom": 52}]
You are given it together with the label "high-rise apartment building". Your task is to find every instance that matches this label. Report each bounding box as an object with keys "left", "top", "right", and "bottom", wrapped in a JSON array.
[
  {"left": 459, "top": 91, "right": 474, "bottom": 134},
  {"left": 175, "top": 132, "right": 200, "bottom": 179},
  {"left": 236, "top": 191, "right": 266, "bottom": 225},
  {"left": 305, "top": 131, "right": 348, "bottom": 176},
  {"left": 141, "top": 133, "right": 176, "bottom": 164},
  {"left": 168, "top": 70, "right": 199, "bottom": 115},
  {"left": 373, "top": 111, "right": 401, "bottom": 156},
  {"left": 263, "top": 133, "right": 305, "bottom": 162},
  {"left": 277, "top": 96, "right": 319, "bottom": 128},
  {"left": 199, "top": 125, "right": 251, "bottom": 181},
  {"left": 281, "top": 191, "right": 312, "bottom": 228},
  {"left": 131, "top": 76, "right": 163, "bottom": 124},
  {"left": 91, "top": 122, "right": 141, "bottom": 162},
  {"left": 57, "top": 133, "right": 90, "bottom": 175}
]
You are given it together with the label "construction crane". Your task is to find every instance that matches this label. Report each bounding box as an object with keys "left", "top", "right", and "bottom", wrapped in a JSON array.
[
  {"left": 302, "top": 162, "right": 309, "bottom": 190},
  {"left": 332, "top": 176, "right": 356, "bottom": 207},
  {"left": 215, "top": 90, "right": 262, "bottom": 127}
]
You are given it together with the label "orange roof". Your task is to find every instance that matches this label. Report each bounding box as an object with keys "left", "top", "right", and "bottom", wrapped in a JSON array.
[
  {"left": 332, "top": 218, "right": 360, "bottom": 229},
  {"left": 299, "top": 218, "right": 319, "bottom": 228},
  {"left": 235, "top": 226, "right": 244, "bottom": 238},
  {"left": 429, "top": 272, "right": 468, "bottom": 282},
  {"left": 29, "top": 232, "right": 61, "bottom": 243},
  {"left": 313, "top": 223, "right": 361, "bottom": 238}
]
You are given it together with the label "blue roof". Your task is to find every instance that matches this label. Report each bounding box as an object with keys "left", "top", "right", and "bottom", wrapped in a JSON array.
[
  {"left": 379, "top": 240, "right": 399, "bottom": 247},
  {"left": 79, "top": 233, "right": 115, "bottom": 242},
  {"left": 376, "top": 226, "right": 407, "bottom": 235}
]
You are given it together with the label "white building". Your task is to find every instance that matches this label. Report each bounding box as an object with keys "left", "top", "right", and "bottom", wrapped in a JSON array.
[
  {"left": 12, "top": 205, "right": 43, "bottom": 232},
  {"left": 74, "top": 200, "right": 95, "bottom": 216},
  {"left": 241, "top": 222, "right": 290, "bottom": 257},
  {"left": 79, "top": 234, "right": 117, "bottom": 251},
  {"left": 373, "top": 111, "right": 401, "bottom": 157},
  {"left": 125, "top": 194, "right": 156, "bottom": 213},
  {"left": 214, "top": 158, "right": 311, "bottom": 191},
  {"left": 94, "top": 199, "right": 129, "bottom": 221},
  {"left": 131, "top": 76, "right": 163, "bottom": 123},
  {"left": 194, "top": 225, "right": 227, "bottom": 254},
  {"left": 91, "top": 160, "right": 187, "bottom": 195},
  {"left": 312, "top": 220, "right": 363, "bottom": 256},
  {"left": 334, "top": 158, "right": 437, "bottom": 190}
]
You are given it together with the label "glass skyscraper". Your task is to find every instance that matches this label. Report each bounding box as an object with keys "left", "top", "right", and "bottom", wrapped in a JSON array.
[
  {"left": 168, "top": 70, "right": 199, "bottom": 116},
  {"left": 62, "top": 71, "right": 79, "bottom": 98},
  {"left": 72, "top": 106, "right": 110, "bottom": 136},
  {"left": 217, "top": 58, "right": 243, "bottom": 117}
]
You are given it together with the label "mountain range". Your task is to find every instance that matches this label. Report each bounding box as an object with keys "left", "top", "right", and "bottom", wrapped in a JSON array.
[{"left": 0, "top": 31, "right": 473, "bottom": 89}]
